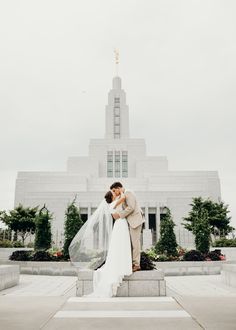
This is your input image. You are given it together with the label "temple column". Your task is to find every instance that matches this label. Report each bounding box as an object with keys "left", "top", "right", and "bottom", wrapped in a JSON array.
[
  {"left": 145, "top": 205, "right": 149, "bottom": 229},
  {"left": 156, "top": 205, "right": 160, "bottom": 241},
  {"left": 87, "top": 204, "right": 91, "bottom": 218}
]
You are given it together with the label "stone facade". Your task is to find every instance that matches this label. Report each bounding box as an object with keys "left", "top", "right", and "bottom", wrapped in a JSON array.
[{"left": 14, "top": 75, "right": 221, "bottom": 248}]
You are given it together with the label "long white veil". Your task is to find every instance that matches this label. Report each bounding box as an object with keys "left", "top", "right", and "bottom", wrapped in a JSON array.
[{"left": 68, "top": 199, "right": 113, "bottom": 270}]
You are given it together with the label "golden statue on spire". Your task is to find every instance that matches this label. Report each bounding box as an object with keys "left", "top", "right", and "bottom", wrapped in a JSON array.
[
  {"left": 114, "top": 49, "right": 119, "bottom": 76},
  {"left": 114, "top": 48, "right": 119, "bottom": 64}
]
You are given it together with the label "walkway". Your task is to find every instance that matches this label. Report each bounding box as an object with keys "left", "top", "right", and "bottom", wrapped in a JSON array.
[{"left": 0, "top": 274, "right": 236, "bottom": 329}]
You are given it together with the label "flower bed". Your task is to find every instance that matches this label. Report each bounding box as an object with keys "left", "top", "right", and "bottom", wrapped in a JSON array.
[{"left": 146, "top": 247, "right": 226, "bottom": 262}]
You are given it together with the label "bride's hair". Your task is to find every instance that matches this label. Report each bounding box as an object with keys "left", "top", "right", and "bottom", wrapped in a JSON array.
[{"left": 104, "top": 191, "right": 113, "bottom": 204}]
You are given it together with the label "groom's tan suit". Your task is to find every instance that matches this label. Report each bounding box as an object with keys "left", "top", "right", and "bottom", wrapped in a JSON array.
[{"left": 118, "top": 190, "right": 145, "bottom": 266}]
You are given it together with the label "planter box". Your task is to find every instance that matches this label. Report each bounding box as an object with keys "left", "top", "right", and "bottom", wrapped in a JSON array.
[
  {"left": 0, "top": 260, "right": 78, "bottom": 276},
  {"left": 0, "top": 265, "right": 20, "bottom": 291},
  {"left": 221, "top": 264, "right": 236, "bottom": 288},
  {"left": 156, "top": 260, "right": 228, "bottom": 276},
  {"left": 76, "top": 270, "right": 166, "bottom": 297},
  {"left": 0, "top": 248, "right": 33, "bottom": 261}
]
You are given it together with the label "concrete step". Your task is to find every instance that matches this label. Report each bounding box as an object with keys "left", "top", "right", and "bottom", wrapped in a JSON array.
[
  {"left": 63, "top": 296, "right": 181, "bottom": 311},
  {"left": 42, "top": 297, "right": 202, "bottom": 330}
]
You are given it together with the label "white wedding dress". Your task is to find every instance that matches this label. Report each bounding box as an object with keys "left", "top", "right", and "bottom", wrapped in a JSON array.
[{"left": 86, "top": 200, "right": 132, "bottom": 297}]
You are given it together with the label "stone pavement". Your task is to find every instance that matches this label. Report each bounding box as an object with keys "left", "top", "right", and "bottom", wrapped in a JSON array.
[
  {"left": 166, "top": 275, "right": 236, "bottom": 330},
  {"left": 0, "top": 274, "right": 236, "bottom": 329},
  {"left": 42, "top": 296, "right": 201, "bottom": 330}
]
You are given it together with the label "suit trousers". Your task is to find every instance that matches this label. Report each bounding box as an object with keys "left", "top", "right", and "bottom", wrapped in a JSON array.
[{"left": 129, "top": 224, "right": 142, "bottom": 266}]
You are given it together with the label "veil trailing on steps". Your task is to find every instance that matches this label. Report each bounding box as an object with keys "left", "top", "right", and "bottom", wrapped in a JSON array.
[{"left": 68, "top": 199, "right": 113, "bottom": 270}]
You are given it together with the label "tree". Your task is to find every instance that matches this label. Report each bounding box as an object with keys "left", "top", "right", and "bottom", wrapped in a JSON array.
[
  {"left": 34, "top": 205, "right": 52, "bottom": 251},
  {"left": 193, "top": 208, "right": 211, "bottom": 254},
  {"left": 155, "top": 207, "right": 178, "bottom": 256},
  {"left": 0, "top": 204, "right": 37, "bottom": 245},
  {"left": 183, "top": 197, "right": 233, "bottom": 237},
  {"left": 63, "top": 197, "right": 83, "bottom": 259}
]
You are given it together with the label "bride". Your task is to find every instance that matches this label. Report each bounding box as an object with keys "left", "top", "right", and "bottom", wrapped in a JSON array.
[{"left": 69, "top": 190, "right": 132, "bottom": 297}]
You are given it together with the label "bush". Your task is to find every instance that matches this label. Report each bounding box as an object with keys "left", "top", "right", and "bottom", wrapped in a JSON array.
[
  {"left": 0, "top": 240, "right": 24, "bottom": 248},
  {"left": 145, "top": 247, "right": 158, "bottom": 261},
  {"left": 156, "top": 254, "right": 169, "bottom": 262},
  {"left": 34, "top": 206, "right": 52, "bottom": 251},
  {"left": 193, "top": 209, "right": 211, "bottom": 254},
  {"left": 140, "top": 252, "right": 156, "bottom": 270},
  {"left": 9, "top": 249, "right": 67, "bottom": 262},
  {"left": 63, "top": 198, "right": 83, "bottom": 259},
  {"left": 213, "top": 238, "right": 236, "bottom": 247},
  {"left": 12, "top": 240, "right": 24, "bottom": 248},
  {"left": 146, "top": 245, "right": 186, "bottom": 262},
  {"left": 155, "top": 208, "right": 178, "bottom": 256},
  {"left": 31, "top": 251, "right": 53, "bottom": 261},
  {"left": 0, "top": 239, "right": 12, "bottom": 247},
  {"left": 9, "top": 250, "right": 33, "bottom": 261},
  {"left": 183, "top": 249, "right": 205, "bottom": 261}
]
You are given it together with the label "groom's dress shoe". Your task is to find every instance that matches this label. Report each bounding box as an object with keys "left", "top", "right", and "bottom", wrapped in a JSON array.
[{"left": 132, "top": 265, "right": 141, "bottom": 272}]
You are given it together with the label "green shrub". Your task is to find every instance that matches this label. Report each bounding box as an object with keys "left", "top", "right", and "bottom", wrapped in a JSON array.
[
  {"left": 34, "top": 206, "right": 52, "bottom": 251},
  {"left": 9, "top": 249, "right": 67, "bottom": 262},
  {"left": 213, "top": 238, "right": 236, "bottom": 247},
  {"left": 183, "top": 249, "right": 205, "bottom": 261},
  {"left": 31, "top": 251, "right": 53, "bottom": 261},
  {"left": 0, "top": 239, "right": 12, "bottom": 247},
  {"left": 0, "top": 240, "right": 24, "bottom": 248},
  {"left": 63, "top": 198, "right": 83, "bottom": 259},
  {"left": 156, "top": 254, "right": 169, "bottom": 262},
  {"left": 193, "top": 209, "right": 211, "bottom": 254},
  {"left": 9, "top": 250, "right": 33, "bottom": 261},
  {"left": 12, "top": 240, "right": 24, "bottom": 248},
  {"left": 145, "top": 247, "right": 158, "bottom": 261},
  {"left": 155, "top": 208, "right": 178, "bottom": 256}
]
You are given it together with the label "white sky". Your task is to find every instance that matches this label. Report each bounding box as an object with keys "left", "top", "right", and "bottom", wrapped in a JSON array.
[{"left": 0, "top": 0, "right": 235, "bottom": 228}]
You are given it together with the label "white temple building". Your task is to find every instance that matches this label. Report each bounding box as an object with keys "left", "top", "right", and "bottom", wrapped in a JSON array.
[{"left": 14, "top": 75, "right": 221, "bottom": 248}]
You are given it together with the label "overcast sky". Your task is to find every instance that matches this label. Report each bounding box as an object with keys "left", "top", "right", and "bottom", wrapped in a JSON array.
[{"left": 0, "top": 0, "right": 235, "bottom": 228}]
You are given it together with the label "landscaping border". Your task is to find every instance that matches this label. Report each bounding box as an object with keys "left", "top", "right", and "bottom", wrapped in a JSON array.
[{"left": 1, "top": 259, "right": 235, "bottom": 276}]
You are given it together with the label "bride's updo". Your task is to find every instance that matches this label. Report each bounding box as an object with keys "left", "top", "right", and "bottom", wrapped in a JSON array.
[{"left": 104, "top": 191, "right": 113, "bottom": 204}]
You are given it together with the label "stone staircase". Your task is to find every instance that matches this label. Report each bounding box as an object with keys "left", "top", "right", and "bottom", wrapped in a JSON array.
[{"left": 41, "top": 297, "right": 202, "bottom": 329}]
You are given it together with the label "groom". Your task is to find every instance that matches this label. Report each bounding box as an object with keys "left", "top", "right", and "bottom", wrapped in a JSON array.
[{"left": 110, "top": 182, "right": 144, "bottom": 272}]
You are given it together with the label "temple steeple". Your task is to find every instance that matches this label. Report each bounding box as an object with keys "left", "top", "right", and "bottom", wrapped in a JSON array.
[{"left": 105, "top": 75, "right": 130, "bottom": 139}]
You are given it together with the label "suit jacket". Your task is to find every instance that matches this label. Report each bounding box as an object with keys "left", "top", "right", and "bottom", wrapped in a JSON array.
[{"left": 118, "top": 190, "right": 145, "bottom": 229}]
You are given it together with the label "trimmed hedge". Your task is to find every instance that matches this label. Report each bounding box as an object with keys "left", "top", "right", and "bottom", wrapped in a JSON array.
[{"left": 213, "top": 238, "right": 236, "bottom": 247}]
